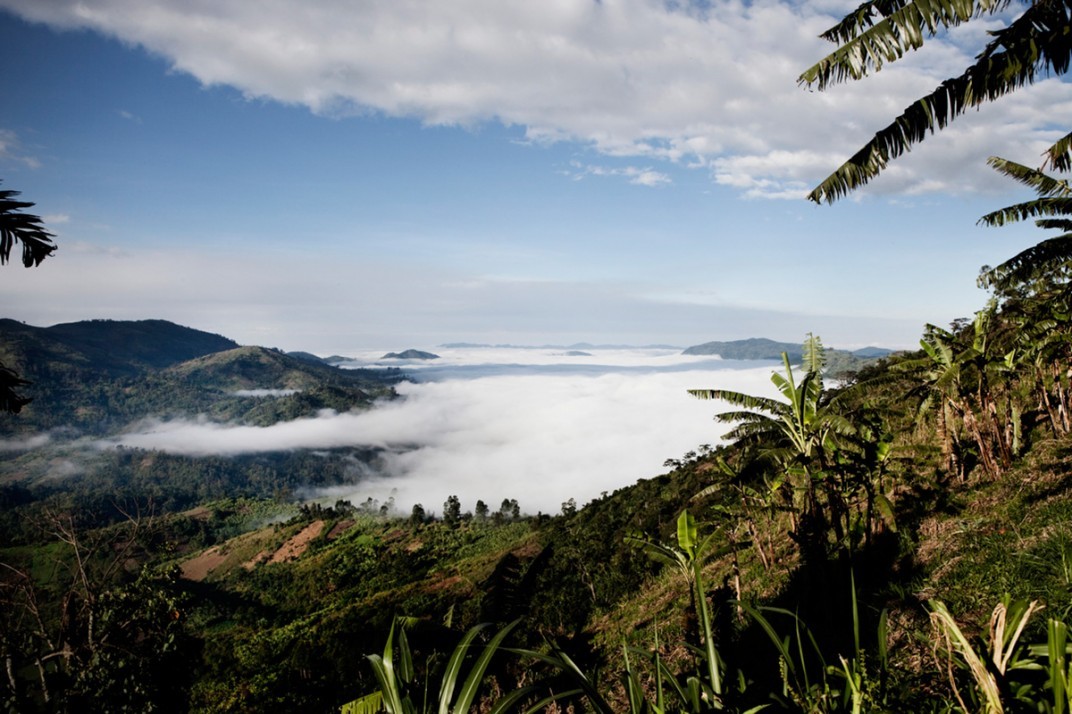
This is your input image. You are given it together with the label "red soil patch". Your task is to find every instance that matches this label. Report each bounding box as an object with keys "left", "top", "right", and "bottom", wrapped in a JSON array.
[
  {"left": 243, "top": 550, "right": 272, "bottom": 570},
  {"left": 180, "top": 546, "right": 227, "bottom": 582},
  {"left": 326, "top": 519, "right": 355, "bottom": 540},
  {"left": 267, "top": 520, "right": 326, "bottom": 564}
]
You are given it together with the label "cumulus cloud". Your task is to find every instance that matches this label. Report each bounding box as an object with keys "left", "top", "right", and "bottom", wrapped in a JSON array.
[
  {"left": 99, "top": 352, "right": 783, "bottom": 513},
  {"left": 2, "top": 0, "right": 1063, "bottom": 197}
]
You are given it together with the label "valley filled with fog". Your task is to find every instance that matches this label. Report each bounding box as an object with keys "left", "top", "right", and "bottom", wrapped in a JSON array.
[{"left": 107, "top": 346, "right": 783, "bottom": 514}]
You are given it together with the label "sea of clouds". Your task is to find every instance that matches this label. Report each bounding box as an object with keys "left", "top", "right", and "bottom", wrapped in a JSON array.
[{"left": 102, "top": 347, "right": 784, "bottom": 514}]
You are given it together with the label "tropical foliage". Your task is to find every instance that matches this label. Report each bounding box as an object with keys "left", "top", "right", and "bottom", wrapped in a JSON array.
[
  {"left": 0, "top": 182, "right": 55, "bottom": 268},
  {"left": 977, "top": 157, "right": 1072, "bottom": 294},
  {"left": 688, "top": 335, "right": 894, "bottom": 561},
  {"left": 802, "top": 0, "right": 1072, "bottom": 204}
]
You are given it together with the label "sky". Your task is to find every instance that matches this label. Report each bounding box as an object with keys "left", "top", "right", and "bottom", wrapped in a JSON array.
[{"left": 0, "top": 0, "right": 1068, "bottom": 355}]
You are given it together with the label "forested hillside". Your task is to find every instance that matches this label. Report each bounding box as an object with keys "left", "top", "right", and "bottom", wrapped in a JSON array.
[
  {"left": 0, "top": 319, "right": 400, "bottom": 437},
  {"left": 5, "top": 276, "right": 1072, "bottom": 713}
]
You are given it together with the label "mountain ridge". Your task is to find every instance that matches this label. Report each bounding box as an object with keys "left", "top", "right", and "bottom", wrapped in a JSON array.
[
  {"left": 0, "top": 319, "right": 401, "bottom": 436},
  {"left": 0, "top": 318, "right": 239, "bottom": 377},
  {"left": 681, "top": 336, "right": 893, "bottom": 361}
]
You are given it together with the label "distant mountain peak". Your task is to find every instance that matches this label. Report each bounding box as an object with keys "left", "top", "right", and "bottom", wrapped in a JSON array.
[
  {"left": 682, "top": 338, "right": 801, "bottom": 360},
  {"left": 681, "top": 337, "right": 894, "bottom": 374},
  {"left": 381, "top": 349, "right": 439, "bottom": 360}
]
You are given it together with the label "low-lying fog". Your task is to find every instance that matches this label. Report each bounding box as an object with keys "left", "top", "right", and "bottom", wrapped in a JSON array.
[{"left": 106, "top": 347, "right": 783, "bottom": 514}]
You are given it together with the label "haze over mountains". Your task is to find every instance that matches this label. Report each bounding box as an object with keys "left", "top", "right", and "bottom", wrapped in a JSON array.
[{"left": 0, "top": 319, "right": 890, "bottom": 512}]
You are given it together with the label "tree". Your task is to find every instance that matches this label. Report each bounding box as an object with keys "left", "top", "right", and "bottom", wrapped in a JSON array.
[
  {"left": 409, "top": 503, "right": 426, "bottom": 525},
  {"left": 443, "top": 494, "right": 461, "bottom": 525},
  {"left": 500, "top": 498, "right": 520, "bottom": 521},
  {"left": 474, "top": 499, "right": 489, "bottom": 521},
  {"left": 903, "top": 324, "right": 971, "bottom": 479},
  {"left": 801, "top": 0, "right": 1072, "bottom": 204},
  {"left": 0, "top": 182, "right": 56, "bottom": 267}
]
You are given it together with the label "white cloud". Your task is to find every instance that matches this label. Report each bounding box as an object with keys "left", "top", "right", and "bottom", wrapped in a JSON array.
[
  {"left": 566, "top": 161, "right": 671, "bottom": 186},
  {"left": 2, "top": 0, "right": 1063, "bottom": 198},
  {"left": 98, "top": 354, "right": 784, "bottom": 512},
  {"left": 0, "top": 128, "right": 41, "bottom": 169}
]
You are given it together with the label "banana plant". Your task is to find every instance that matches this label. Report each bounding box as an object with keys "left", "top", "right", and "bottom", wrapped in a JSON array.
[
  {"left": 690, "top": 336, "right": 857, "bottom": 553},
  {"left": 342, "top": 617, "right": 535, "bottom": 714},
  {"left": 626, "top": 510, "right": 726, "bottom": 707},
  {"left": 908, "top": 308, "right": 1023, "bottom": 481},
  {"left": 903, "top": 325, "right": 970, "bottom": 480}
]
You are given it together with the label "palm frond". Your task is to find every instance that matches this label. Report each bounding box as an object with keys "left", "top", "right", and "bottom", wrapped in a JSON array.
[
  {"left": 1046, "top": 130, "right": 1072, "bottom": 172},
  {"left": 1037, "top": 218, "right": 1072, "bottom": 231},
  {"left": 688, "top": 388, "right": 786, "bottom": 414},
  {"left": 822, "top": 412, "right": 862, "bottom": 439},
  {"left": 0, "top": 184, "right": 56, "bottom": 267},
  {"left": 721, "top": 420, "right": 787, "bottom": 445},
  {"left": 0, "top": 365, "right": 32, "bottom": 414},
  {"left": 986, "top": 157, "right": 1072, "bottom": 198},
  {"left": 818, "top": 0, "right": 914, "bottom": 44},
  {"left": 801, "top": 0, "right": 1006, "bottom": 91},
  {"left": 977, "top": 197, "right": 1072, "bottom": 227},
  {"left": 341, "top": 691, "right": 387, "bottom": 714},
  {"left": 713, "top": 410, "right": 784, "bottom": 425},
  {"left": 802, "top": 332, "right": 826, "bottom": 375},
  {"left": 979, "top": 233, "right": 1072, "bottom": 291},
  {"left": 807, "top": 0, "right": 1072, "bottom": 203}
]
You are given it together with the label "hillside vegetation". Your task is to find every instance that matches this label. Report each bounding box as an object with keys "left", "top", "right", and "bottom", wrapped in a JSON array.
[{"left": 4, "top": 277, "right": 1072, "bottom": 713}]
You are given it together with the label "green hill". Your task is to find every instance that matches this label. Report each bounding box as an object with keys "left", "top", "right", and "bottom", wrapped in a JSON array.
[
  {"left": 0, "top": 318, "right": 239, "bottom": 376},
  {"left": 382, "top": 349, "right": 440, "bottom": 360},
  {"left": 682, "top": 337, "right": 802, "bottom": 360}
]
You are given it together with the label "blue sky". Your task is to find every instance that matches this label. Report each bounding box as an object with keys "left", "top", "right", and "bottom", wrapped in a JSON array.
[{"left": 0, "top": 0, "right": 1067, "bottom": 354}]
